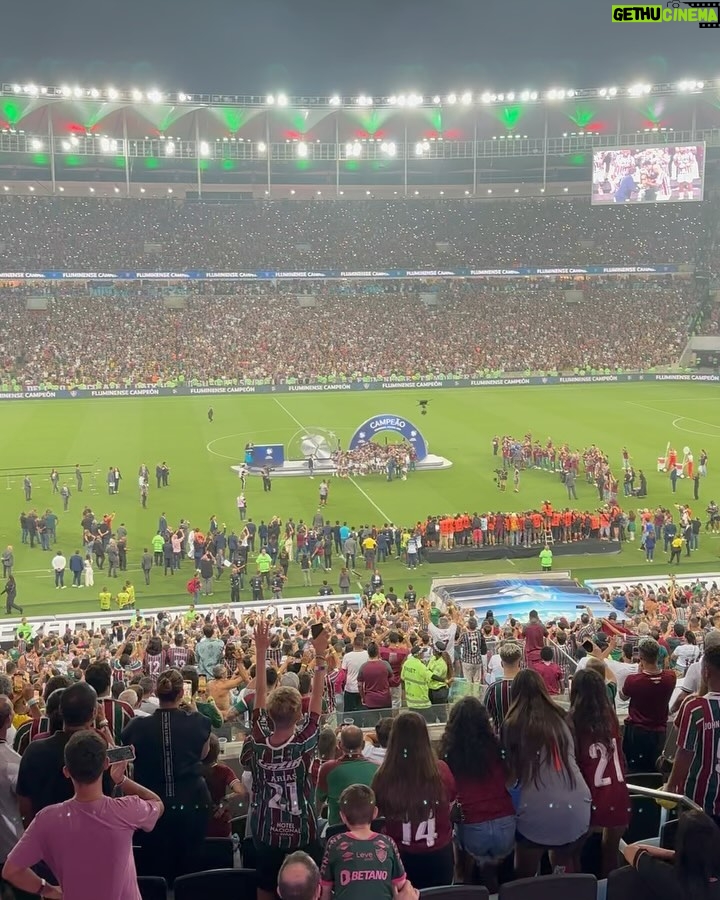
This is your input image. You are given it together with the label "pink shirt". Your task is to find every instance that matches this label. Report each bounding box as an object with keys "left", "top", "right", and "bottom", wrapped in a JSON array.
[{"left": 7, "top": 795, "right": 161, "bottom": 900}]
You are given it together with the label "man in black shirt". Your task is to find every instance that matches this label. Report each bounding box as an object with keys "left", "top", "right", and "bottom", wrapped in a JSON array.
[
  {"left": 17, "top": 682, "right": 113, "bottom": 826},
  {"left": 230, "top": 566, "right": 241, "bottom": 603},
  {"left": 250, "top": 572, "right": 263, "bottom": 602},
  {"left": 403, "top": 585, "right": 417, "bottom": 609},
  {"left": 318, "top": 581, "right": 334, "bottom": 597}
]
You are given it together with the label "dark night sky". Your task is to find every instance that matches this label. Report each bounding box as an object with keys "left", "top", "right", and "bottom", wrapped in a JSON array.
[{"left": 1, "top": 0, "right": 716, "bottom": 94}]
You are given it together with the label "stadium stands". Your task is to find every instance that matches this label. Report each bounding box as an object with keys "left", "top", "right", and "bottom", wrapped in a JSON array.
[{"left": 0, "top": 196, "right": 707, "bottom": 270}]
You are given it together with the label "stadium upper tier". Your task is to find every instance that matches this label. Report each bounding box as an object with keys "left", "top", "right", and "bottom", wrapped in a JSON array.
[
  {"left": 0, "top": 196, "right": 709, "bottom": 269},
  {"left": 0, "top": 279, "right": 701, "bottom": 385}
]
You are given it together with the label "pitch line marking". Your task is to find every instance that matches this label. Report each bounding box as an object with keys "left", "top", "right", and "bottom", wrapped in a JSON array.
[
  {"left": 206, "top": 430, "right": 278, "bottom": 461},
  {"left": 627, "top": 401, "right": 720, "bottom": 433},
  {"left": 671, "top": 417, "right": 720, "bottom": 439},
  {"left": 272, "top": 398, "right": 393, "bottom": 522}
]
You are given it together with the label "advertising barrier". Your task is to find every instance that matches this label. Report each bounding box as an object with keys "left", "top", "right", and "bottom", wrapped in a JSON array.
[{"left": 0, "top": 372, "right": 717, "bottom": 400}]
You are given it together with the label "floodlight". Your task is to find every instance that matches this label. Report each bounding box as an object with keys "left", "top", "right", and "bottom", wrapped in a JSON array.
[
  {"left": 30, "top": 139, "right": 42, "bottom": 151},
  {"left": 563, "top": 187, "right": 569, "bottom": 192},
  {"left": 88, "top": 187, "right": 94, "bottom": 193},
  {"left": 168, "top": 188, "right": 173, "bottom": 193},
  {"left": 530, "top": 91, "right": 538, "bottom": 101},
  {"left": 277, "top": 93, "right": 288, "bottom": 106},
  {"left": 89, "top": 88, "right": 99, "bottom": 98},
  {"left": 147, "top": 90, "right": 162, "bottom": 103},
  {"left": 608, "top": 87, "right": 618, "bottom": 96},
  {"left": 70, "top": 136, "right": 79, "bottom": 147},
  {"left": 296, "top": 141, "right": 308, "bottom": 157},
  {"left": 540, "top": 187, "right": 545, "bottom": 193},
  {"left": 366, "top": 189, "right": 371, "bottom": 195},
  {"left": 2, "top": 186, "right": 8, "bottom": 191},
  {"left": 114, "top": 187, "right": 120, "bottom": 193},
  {"left": 506, "top": 92, "right": 515, "bottom": 101},
  {"left": 464, "top": 190, "right": 470, "bottom": 195},
  {"left": 131, "top": 89, "right": 143, "bottom": 102},
  {"left": 26, "top": 84, "right": 39, "bottom": 96},
  {"left": 408, "top": 93, "right": 423, "bottom": 106},
  {"left": 199, "top": 141, "right": 210, "bottom": 156},
  {"left": 388, "top": 95, "right": 398, "bottom": 105},
  {"left": 178, "top": 92, "right": 189, "bottom": 102},
  {"left": 414, "top": 190, "right": 419, "bottom": 195},
  {"left": 165, "top": 141, "right": 175, "bottom": 156},
  {"left": 487, "top": 188, "right": 492, "bottom": 193},
  {"left": 140, "top": 187, "right": 146, "bottom": 193},
  {"left": 61, "top": 140, "right": 70, "bottom": 151},
  {"left": 60, "top": 85, "right": 72, "bottom": 97},
  {"left": 432, "top": 95, "right": 441, "bottom": 104},
  {"left": 290, "top": 189, "right": 295, "bottom": 195},
  {"left": 73, "top": 86, "right": 83, "bottom": 98},
  {"left": 107, "top": 87, "right": 119, "bottom": 100},
  {"left": 329, "top": 94, "right": 341, "bottom": 106},
  {"left": 415, "top": 140, "right": 430, "bottom": 156},
  {"left": 514, "top": 187, "right": 519, "bottom": 193},
  {"left": 566, "top": 89, "right": 576, "bottom": 98},
  {"left": 380, "top": 141, "right": 396, "bottom": 157},
  {"left": 439, "top": 190, "right": 444, "bottom": 195},
  {"left": 257, "top": 141, "right": 267, "bottom": 153},
  {"left": 28, "top": 186, "right": 35, "bottom": 191},
  {"left": 57, "top": 186, "right": 64, "bottom": 192},
  {"left": 497, "top": 93, "right": 505, "bottom": 102},
  {"left": 520, "top": 90, "right": 530, "bottom": 102},
  {"left": 446, "top": 93, "right": 457, "bottom": 104},
  {"left": 461, "top": 91, "right": 472, "bottom": 105},
  {"left": 481, "top": 92, "right": 493, "bottom": 104}
]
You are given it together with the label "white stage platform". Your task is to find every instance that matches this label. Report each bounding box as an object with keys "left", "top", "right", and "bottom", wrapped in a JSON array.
[{"left": 231, "top": 453, "right": 452, "bottom": 478}]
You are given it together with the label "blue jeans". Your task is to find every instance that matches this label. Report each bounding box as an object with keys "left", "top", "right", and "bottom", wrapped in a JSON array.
[{"left": 453, "top": 815, "right": 516, "bottom": 866}]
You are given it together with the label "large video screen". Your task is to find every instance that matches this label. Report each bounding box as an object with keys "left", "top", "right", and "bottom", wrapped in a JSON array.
[{"left": 592, "top": 143, "right": 705, "bottom": 205}]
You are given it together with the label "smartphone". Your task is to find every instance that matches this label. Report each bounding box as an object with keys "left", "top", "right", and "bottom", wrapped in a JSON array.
[
  {"left": 198, "top": 675, "right": 207, "bottom": 692},
  {"left": 582, "top": 640, "right": 594, "bottom": 653},
  {"left": 33, "top": 689, "right": 40, "bottom": 701},
  {"left": 106, "top": 745, "right": 135, "bottom": 764},
  {"left": 182, "top": 680, "right": 193, "bottom": 701},
  {"left": 310, "top": 623, "right": 325, "bottom": 640},
  {"left": 12, "top": 674, "right": 24, "bottom": 694}
]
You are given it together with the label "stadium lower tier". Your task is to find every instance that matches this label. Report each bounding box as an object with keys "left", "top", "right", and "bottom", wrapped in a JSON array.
[{"left": 424, "top": 537, "right": 622, "bottom": 563}]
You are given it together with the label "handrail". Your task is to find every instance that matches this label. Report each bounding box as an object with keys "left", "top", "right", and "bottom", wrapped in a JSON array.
[{"left": 626, "top": 783, "right": 703, "bottom": 813}]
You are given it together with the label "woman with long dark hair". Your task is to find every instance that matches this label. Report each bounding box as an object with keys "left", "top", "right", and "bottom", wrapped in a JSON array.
[
  {"left": 568, "top": 668, "right": 630, "bottom": 877},
  {"left": 501, "top": 668, "right": 591, "bottom": 877},
  {"left": 439, "top": 696, "right": 515, "bottom": 891},
  {"left": 372, "top": 711, "right": 456, "bottom": 889},
  {"left": 624, "top": 810, "right": 720, "bottom": 900},
  {"left": 122, "top": 668, "right": 211, "bottom": 882}
]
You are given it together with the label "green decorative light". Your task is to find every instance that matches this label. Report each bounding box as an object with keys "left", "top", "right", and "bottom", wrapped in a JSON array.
[
  {"left": 199, "top": 159, "right": 210, "bottom": 171},
  {"left": 568, "top": 153, "right": 588, "bottom": 166},
  {"left": 221, "top": 108, "right": 248, "bottom": 133},
  {"left": 221, "top": 158, "right": 235, "bottom": 171},
  {"left": 144, "top": 157, "right": 159, "bottom": 169},
  {"left": 344, "top": 160, "right": 359, "bottom": 171},
  {"left": 64, "top": 155, "right": 83, "bottom": 167},
  {"left": 32, "top": 153, "right": 49, "bottom": 166},
  {"left": 499, "top": 105, "right": 523, "bottom": 129},
  {"left": 2, "top": 101, "right": 22, "bottom": 125},
  {"left": 641, "top": 103, "right": 662, "bottom": 125},
  {"left": 114, "top": 156, "right": 125, "bottom": 169},
  {"left": 294, "top": 159, "right": 311, "bottom": 171},
  {"left": 568, "top": 105, "right": 596, "bottom": 128}
]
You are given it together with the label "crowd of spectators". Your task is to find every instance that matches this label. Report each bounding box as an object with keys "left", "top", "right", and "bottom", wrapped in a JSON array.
[
  {"left": 0, "top": 276, "right": 699, "bottom": 387},
  {"left": 1, "top": 576, "right": 720, "bottom": 897},
  {"left": 0, "top": 196, "right": 707, "bottom": 270}
]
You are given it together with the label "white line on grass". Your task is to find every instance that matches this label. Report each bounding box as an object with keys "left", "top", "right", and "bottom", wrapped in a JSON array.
[
  {"left": 627, "top": 402, "right": 720, "bottom": 434},
  {"left": 272, "top": 398, "right": 393, "bottom": 521}
]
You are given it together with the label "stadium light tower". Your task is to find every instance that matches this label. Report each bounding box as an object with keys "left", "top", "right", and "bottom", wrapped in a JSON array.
[
  {"left": 277, "top": 93, "right": 288, "bottom": 106},
  {"left": 164, "top": 141, "right": 175, "bottom": 156},
  {"left": 296, "top": 141, "right": 308, "bottom": 157},
  {"left": 329, "top": 94, "right": 341, "bottom": 106},
  {"left": 107, "top": 87, "right": 119, "bottom": 100},
  {"left": 460, "top": 91, "right": 472, "bottom": 105}
]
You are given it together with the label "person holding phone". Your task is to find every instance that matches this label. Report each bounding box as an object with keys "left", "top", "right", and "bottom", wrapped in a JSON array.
[
  {"left": 4, "top": 730, "right": 163, "bottom": 899},
  {"left": 121, "top": 669, "right": 212, "bottom": 883}
]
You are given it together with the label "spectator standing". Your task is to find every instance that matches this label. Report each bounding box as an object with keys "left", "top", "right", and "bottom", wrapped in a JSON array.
[
  {"left": 121, "top": 669, "right": 212, "bottom": 882},
  {"left": 316, "top": 725, "right": 379, "bottom": 827},
  {"left": 484, "top": 642, "right": 522, "bottom": 733},
  {"left": 340, "top": 636, "right": 369, "bottom": 717},
  {"left": 4, "top": 730, "right": 163, "bottom": 900},
  {"left": 195, "top": 623, "right": 225, "bottom": 677},
  {"left": 568, "top": 669, "right": 630, "bottom": 877},
  {"left": 619, "top": 638, "right": 675, "bottom": 773},
  {"left": 84, "top": 662, "right": 134, "bottom": 743},
  {"left": 501, "top": 669, "right": 591, "bottom": 877},
  {"left": 0, "top": 695, "right": 23, "bottom": 881},
  {"left": 440, "top": 697, "right": 516, "bottom": 891},
  {"left": 458, "top": 618, "right": 486, "bottom": 693},
  {"left": 241, "top": 619, "right": 329, "bottom": 900},
  {"left": 372, "top": 711, "right": 456, "bottom": 890},
  {"left": 380, "top": 632, "right": 409, "bottom": 710},
  {"left": 358, "top": 642, "right": 393, "bottom": 717}
]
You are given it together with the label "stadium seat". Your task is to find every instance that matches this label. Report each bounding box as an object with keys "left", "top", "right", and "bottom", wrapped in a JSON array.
[
  {"left": 498, "top": 873, "right": 597, "bottom": 900},
  {"left": 623, "top": 794, "right": 662, "bottom": 844},
  {"left": 173, "top": 868, "right": 256, "bottom": 900},
  {"left": 136, "top": 876, "right": 168, "bottom": 900},
  {"left": 198, "top": 836, "right": 235, "bottom": 870},
  {"left": 606, "top": 865, "right": 654, "bottom": 900},
  {"left": 626, "top": 773, "right": 664, "bottom": 790},
  {"left": 659, "top": 817, "right": 679, "bottom": 850},
  {"left": 420, "top": 886, "right": 490, "bottom": 899}
]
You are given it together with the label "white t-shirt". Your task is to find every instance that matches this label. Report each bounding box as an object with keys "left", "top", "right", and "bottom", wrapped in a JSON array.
[
  {"left": 606, "top": 659, "right": 638, "bottom": 696},
  {"left": 51, "top": 555, "right": 66, "bottom": 571},
  {"left": 429, "top": 622, "right": 457, "bottom": 648},
  {"left": 362, "top": 744, "right": 386, "bottom": 764},
  {"left": 680, "top": 659, "right": 703, "bottom": 695},
  {"left": 486, "top": 654, "right": 502, "bottom": 684},
  {"left": 342, "top": 650, "right": 370, "bottom": 693},
  {"left": 672, "top": 643, "right": 702, "bottom": 675}
]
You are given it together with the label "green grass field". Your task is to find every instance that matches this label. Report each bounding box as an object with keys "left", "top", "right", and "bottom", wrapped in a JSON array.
[{"left": 3, "top": 383, "right": 720, "bottom": 616}]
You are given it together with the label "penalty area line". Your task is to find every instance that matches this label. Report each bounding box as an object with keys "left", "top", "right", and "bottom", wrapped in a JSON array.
[{"left": 272, "top": 398, "right": 393, "bottom": 522}]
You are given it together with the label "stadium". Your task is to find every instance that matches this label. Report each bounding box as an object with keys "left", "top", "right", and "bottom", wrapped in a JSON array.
[{"left": 2, "top": 27, "right": 720, "bottom": 900}]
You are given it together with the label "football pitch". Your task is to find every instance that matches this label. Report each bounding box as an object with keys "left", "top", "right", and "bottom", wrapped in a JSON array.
[{"left": 3, "top": 382, "right": 720, "bottom": 617}]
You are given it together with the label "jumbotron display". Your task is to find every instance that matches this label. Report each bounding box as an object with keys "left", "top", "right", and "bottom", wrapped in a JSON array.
[{"left": 591, "top": 142, "right": 705, "bottom": 205}]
